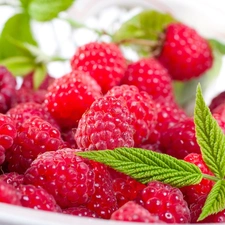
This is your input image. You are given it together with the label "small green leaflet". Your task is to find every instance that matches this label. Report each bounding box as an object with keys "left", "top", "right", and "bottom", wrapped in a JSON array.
[
  {"left": 198, "top": 180, "right": 225, "bottom": 221},
  {"left": 113, "top": 10, "right": 176, "bottom": 42},
  {"left": 195, "top": 84, "right": 225, "bottom": 179},
  {"left": 0, "top": 13, "right": 37, "bottom": 60},
  {"left": 209, "top": 39, "right": 225, "bottom": 55},
  {"left": 33, "top": 64, "right": 47, "bottom": 89},
  {"left": 76, "top": 147, "right": 202, "bottom": 188},
  {"left": 29, "top": 0, "right": 75, "bottom": 21}
]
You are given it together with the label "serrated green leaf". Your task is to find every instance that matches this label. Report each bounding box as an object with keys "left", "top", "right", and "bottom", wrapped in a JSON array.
[
  {"left": 0, "top": 13, "right": 37, "bottom": 60},
  {"left": 29, "top": 0, "right": 75, "bottom": 21},
  {"left": 113, "top": 10, "right": 176, "bottom": 42},
  {"left": 173, "top": 48, "right": 223, "bottom": 115},
  {"left": 209, "top": 39, "right": 225, "bottom": 55},
  {"left": 198, "top": 180, "right": 225, "bottom": 221},
  {"left": 33, "top": 64, "right": 47, "bottom": 89},
  {"left": 195, "top": 85, "right": 225, "bottom": 179},
  {"left": 76, "top": 147, "right": 203, "bottom": 188},
  {"left": 0, "top": 56, "right": 35, "bottom": 76}
]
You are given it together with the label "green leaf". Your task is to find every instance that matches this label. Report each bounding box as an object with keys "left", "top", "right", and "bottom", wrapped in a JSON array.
[
  {"left": 29, "top": 0, "right": 75, "bottom": 21},
  {"left": 113, "top": 10, "right": 176, "bottom": 42},
  {"left": 33, "top": 64, "right": 47, "bottom": 89},
  {"left": 76, "top": 147, "right": 202, "bottom": 188},
  {"left": 198, "top": 180, "right": 225, "bottom": 221},
  {"left": 0, "top": 56, "right": 35, "bottom": 76},
  {"left": 195, "top": 84, "right": 225, "bottom": 179},
  {"left": 209, "top": 39, "right": 225, "bottom": 55},
  {"left": 0, "top": 13, "right": 37, "bottom": 59},
  {"left": 20, "top": 0, "right": 31, "bottom": 9},
  {"left": 173, "top": 47, "right": 223, "bottom": 115}
]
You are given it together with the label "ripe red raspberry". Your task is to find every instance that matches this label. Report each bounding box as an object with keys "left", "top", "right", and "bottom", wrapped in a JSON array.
[
  {"left": 0, "top": 180, "right": 21, "bottom": 205},
  {"left": 61, "top": 129, "right": 77, "bottom": 148},
  {"left": 213, "top": 113, "right": 225, "bottom": 133},
  {"left": 209, "top": 91, "right": 225, "bottom": 111},
  {"left": 0, "top": 172, "right": 24, "bottom": 188},
  {"left": 7, "top": 102, "right": 59, "bottom": 129},
  {"left": 106, "top": 85, "right": 157, "bottom": 146},
  {"left": 24, "top": 148, "right": 95, "bottom": 208},
  {"left": 111, "top": 201, "right": 164, "bottom": 223},
  {"left": 85, "top": 161, "right": 118, "bottom": 219},
  {"left": 14, "top": 88, "right": 47, "bottom": 105},
  {"left": 147, "top": 99, "right": 187, "bottom": 144},
  {"left": 160, "top": 117, "right": 200, "bottom": 159},
  {"left": 18, "top": 184, "right": 61, "bottom": 212},
  {"left": 63, "top": 206, "right": 98, "bottom": 218},
  {"left": 44, "top": 70, "right": 102, "bottom": 129},
  {"left": 136, "top": 181, "right": 190, "bottom": 223},
  {"left": 0, "top": 66, "right": 16, "bottom": 113},
  {"left": 21, "top": 72, "right": 55, "bottom": 90},
  {"left": 75, "top": 95, "right": 134, "bottom": 150},
  {"left": 70, "top": 42, "right": 126, "bottom": 93},
  {"left": 6, "top": 116, "right": 64, "bottom": 174},
  {"left": 122, "top": 58, "right": 173, "bottom": 101},
  {"left": 181, "top": 153, "right": 214, "bottom": 206},
  {"left": 0, "top": 114, "right": 17, "bottom": 165},
  {"left": 158, "top": 23, "right": 213, "bottom": 80}
]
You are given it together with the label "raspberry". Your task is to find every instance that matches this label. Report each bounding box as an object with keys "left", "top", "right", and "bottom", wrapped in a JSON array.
[
  {"left": 24, "top": 148, "right": 95, "bottom": 208},
  {"left": 44, "top": 70, "right": 102, "bottom": 129},
  {"left": 160, "top": 117, "right": 200, "bottom": 159},
  {"left": 158, "top": 23, "right": 213, "bottom": 80},
  {"left": 71, "top": 42, "right": 126, "bottom": 93},
  {"left": 106, "top": 85, "right": 157, "bottom": 146},
  {"left": 75, "top": 95, "right": 134, "bottom": 150},
  {"left": 86, "top": 161, "right": 118, "bottom": 219},
  {"left": 0, "top": 180, "right": 21, "bottom": 205},
  {"left": 0, "top": 114, "right": 17, "bottom": 165},
  {"left": 7, "top": 102, "right": 59, "bottom": 129},
  {"left": 209, "top": 91, "right": 225, "bottom": 111},
  {"left": 6, "top": 116, "right": 64, "bottom": 174},
  {"left": 147, "top": 99, "right": 187, "bottom": 144},
  {"left": 14, "top": 88, "right": 47, "bottom": 105},
  {"left": 122, "top": 58, "right": 173, "bottom": 101},
  {"left": 181, "top": 153, "right": 214, "bottom": 206},
  {"left": 21, "top": 72, "right": 55, "bottom": 90},
  {"left": 61, "top": 129, "right": 77, "bottom": 148},
  {"left": 0, "top": 66, "right": 16, "bottom": 113},
  {"left": 63, "top": 206, "right": 98, "bottom": 218},
  {"left": 18, "top": 184, "right": 61, "bottom": 212},
  {"left": 0, "top": 172, "right": 24, "bottom": 188},
  {"left": 111, "top": 201, "right": 164, "bottom": 223},
  {"left": 136, "top": 181, "right": 190, "bottom": 223}
]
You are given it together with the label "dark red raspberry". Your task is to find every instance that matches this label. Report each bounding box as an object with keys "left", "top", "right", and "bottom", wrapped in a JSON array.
[
  {"left": 160, "top": 117, "right": 200, "bottom": 159},
  {"left": 136, "top": 181, "right": 190, "bottom": 223},
  {"left": 14, "top": 88, "right": 47, "bottom": 105},
  {"left": 181, "top": 153, "right": 214, "bottom": 206},
  {"left": 122, "top": 58, "right": 173, "bottom": 101},
  {"left": 158, "top": 23, "right": 213, "bottom": 80},
  {"left": 86, "top": 161, "right": 118, "bottom": 219},
  {"left": 0, "top": 180, "right": 21, "bottom": 205},
  {"left": 7, "top": 102, "right": 59, "bottom": 129},
  {"left": 6, "top": 116, "right": 64, "bottom": 174},
  {"left": 18, "top": 184, "right": 61, "bottom": 212},
  {"left": 21, "top": 72, "right": 55, "bottom": 90},
  {"left": 106, "top": 85, "right": 157, "bottom": 146},
  {"left": 44, "top": 70, "right": 102, "bottom": 129},
  {"left": 71, "top": 42, "right": 126, "bottom": 93},
  {"left": 61, "top": 129, "right": 77, "bottom": 148},
  {"left": 112, "top": 174, "right": 146, "bottom": 207},
  {"left": 24, "top": 148, "right": 95, "bottom": 208},
  {"left": 147, "top": 99, "right": 187, "bottom": 144},
  {"left": 63, "top": 206, "right": 98, "bottom": 218},
  {"left": 209, "top": 91, "right": 225, "bottom": 111},
  {"left": 111, "top": 201, "right": 164, "bottom": 223},
  {"left": 0, "top": 66, "right": 16, "bottom": 113},
  {"left": 0, "top": 114, "right": 17, "bottom": 165},
  {"left": 0, "top": 172, "right": 24, "bottom": 188},
  {"left": 75, "top": 95, "right": 134, "bottom": 150}
]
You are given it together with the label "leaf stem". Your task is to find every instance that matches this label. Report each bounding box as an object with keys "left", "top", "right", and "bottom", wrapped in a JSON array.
[{"left": 202, "top": 173, "right": 220, "bottom": 182}]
